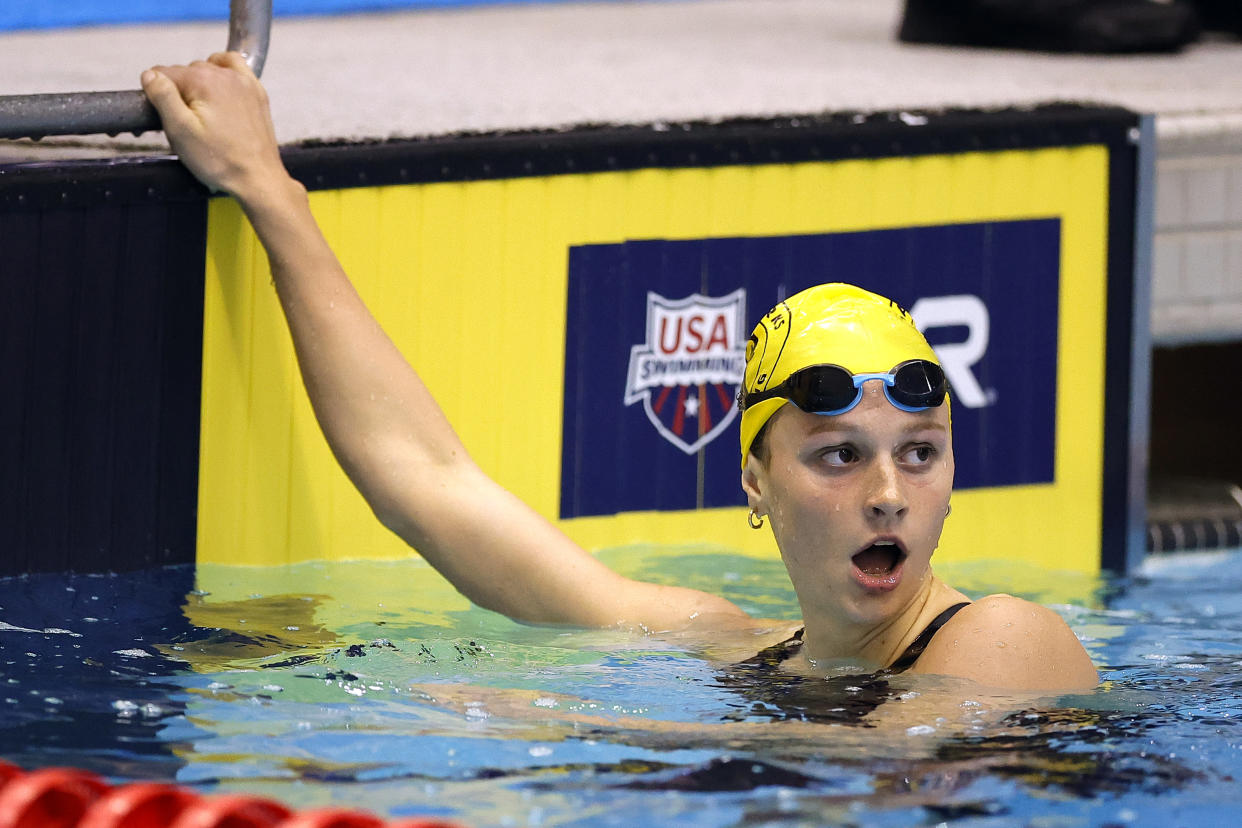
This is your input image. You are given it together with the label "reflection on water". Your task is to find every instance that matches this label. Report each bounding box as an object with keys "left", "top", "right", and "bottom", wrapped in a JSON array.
[
  {"left": 163, "top": 592, "right": 341, "bottom": 671},
  {"left": 1, "top": 550, "right": 1241, "bottom": 827}
]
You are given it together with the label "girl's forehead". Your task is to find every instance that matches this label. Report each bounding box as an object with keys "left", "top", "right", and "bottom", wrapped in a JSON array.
[{"left": 774, "top": 387, "right": 951, "bottom": 439}]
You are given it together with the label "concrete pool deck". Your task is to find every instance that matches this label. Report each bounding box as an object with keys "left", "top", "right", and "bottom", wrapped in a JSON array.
[{"left": 0, "top": 0, "right": 1240, "bottom": 145}]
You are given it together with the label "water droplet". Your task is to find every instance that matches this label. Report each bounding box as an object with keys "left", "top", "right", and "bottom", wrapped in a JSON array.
[{"left": 113, "top": 649, "right": 152, "bottom": 658}]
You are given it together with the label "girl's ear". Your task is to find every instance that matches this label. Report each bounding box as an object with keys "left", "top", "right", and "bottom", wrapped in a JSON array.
[{"left": 740, "top": 455, "right": 767, "bottom": 515}]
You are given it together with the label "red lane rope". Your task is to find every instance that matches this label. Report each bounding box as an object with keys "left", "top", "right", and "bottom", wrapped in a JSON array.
[{"left": 0, "top": 762, "right": 463, "bottom": 828}]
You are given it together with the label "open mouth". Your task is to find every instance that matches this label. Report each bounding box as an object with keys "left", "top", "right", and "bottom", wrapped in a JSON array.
[{"left": 851, "top": 541, "right": 906, "bottom": 578}]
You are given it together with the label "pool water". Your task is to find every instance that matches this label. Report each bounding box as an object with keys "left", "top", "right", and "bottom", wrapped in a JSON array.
[{"left": 2, "top": 547, "right": 1241, "bottom": 827}]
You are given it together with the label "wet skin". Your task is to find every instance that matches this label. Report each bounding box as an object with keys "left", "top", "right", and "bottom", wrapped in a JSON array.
[{"left": 742, "top": 382, "right": 963, "bottom": 667}]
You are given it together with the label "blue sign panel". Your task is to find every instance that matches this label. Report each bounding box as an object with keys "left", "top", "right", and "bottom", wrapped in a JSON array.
[{"left": 560, "top": 220, "right": 1061, "bottom": 519}]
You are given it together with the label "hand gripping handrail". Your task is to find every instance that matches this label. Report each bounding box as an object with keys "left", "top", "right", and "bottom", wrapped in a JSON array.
[{"left": 0, "top": 0, "right": 271, "bottom": 141}]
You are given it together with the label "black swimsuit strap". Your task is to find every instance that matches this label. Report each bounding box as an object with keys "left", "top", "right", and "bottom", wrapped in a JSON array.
[
  {"left": 884, "top": 601, "right": 971, "bottom": 674},
  {"left": 738, "top": 627, "right": 804, "bottom": 670},
  {"left": 737, "top": 601, "right": 970, "bottom": 674}
]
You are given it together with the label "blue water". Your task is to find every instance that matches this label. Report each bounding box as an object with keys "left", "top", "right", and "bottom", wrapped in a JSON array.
[{"left": 2, "top": 548, "right": 1241, "bottom": 827}]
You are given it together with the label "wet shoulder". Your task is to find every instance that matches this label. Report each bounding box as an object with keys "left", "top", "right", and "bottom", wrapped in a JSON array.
[{"left": 909, "top": 594, "right": 1099, "bottom": 691}]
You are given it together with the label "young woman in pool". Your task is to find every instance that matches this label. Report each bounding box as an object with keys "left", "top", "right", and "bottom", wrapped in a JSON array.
[{"left": 141, "top": 53, "right": 1098, "bottom": 692}]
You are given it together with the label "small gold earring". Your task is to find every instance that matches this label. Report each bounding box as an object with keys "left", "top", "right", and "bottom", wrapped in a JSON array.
[
  {"left": 945, "top": 503, "right": 952, "bottom": 517},
  {"left": 748, "top": 508, "right": 765, "bottom": 530}
]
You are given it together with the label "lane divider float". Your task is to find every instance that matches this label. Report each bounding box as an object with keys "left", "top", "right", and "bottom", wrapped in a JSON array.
[{"left": 0, "top": 761, "right": 465, "bottom": 828}]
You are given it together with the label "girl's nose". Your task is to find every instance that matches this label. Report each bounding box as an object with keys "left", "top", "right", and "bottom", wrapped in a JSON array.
[{"left": 865, "top": 458, "right": 907, "bottom": 520}]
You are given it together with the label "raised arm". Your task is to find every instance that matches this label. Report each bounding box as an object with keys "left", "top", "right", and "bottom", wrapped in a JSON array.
[{"left": 142, "top": 53, "right": 748, "bottom": 631}]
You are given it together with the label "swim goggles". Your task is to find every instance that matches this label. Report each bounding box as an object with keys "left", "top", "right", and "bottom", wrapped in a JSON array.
[{"left": 741, "top": 359, "right": 947, "bottom": 416}]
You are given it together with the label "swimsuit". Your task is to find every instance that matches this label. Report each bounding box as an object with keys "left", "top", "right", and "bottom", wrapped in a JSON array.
[{"left": 718, "top": 601, "right": 970, "bottom": 725}]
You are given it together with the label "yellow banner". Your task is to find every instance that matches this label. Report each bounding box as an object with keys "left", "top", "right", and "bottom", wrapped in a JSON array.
[{"left": 199, "top": 147, "right": 1108, "bottom": 573}]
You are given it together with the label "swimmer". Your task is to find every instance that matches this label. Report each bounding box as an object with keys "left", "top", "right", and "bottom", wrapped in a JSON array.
[{"left": 141, "top": 53, "right": 1098, "bottom": 693}]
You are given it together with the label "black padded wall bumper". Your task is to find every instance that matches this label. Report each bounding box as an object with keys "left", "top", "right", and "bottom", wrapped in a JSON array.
[{"left": 0, "top": 165, "right": 207, "bottom": 576}]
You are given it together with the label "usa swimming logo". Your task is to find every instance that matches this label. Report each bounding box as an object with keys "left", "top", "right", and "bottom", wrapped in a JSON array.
[{"left": 623, "top": 290, "right": 747, "bottom": 454}]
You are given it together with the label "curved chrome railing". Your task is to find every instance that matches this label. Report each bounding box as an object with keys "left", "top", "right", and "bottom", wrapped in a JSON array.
[{"left": 0, "top": 0, "right": 271, "bottom": 141}]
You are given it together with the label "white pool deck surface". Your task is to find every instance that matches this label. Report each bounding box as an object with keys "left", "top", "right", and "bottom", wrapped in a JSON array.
[{"left": 2, "top": 0, "right": 1240, "bottom": 342}]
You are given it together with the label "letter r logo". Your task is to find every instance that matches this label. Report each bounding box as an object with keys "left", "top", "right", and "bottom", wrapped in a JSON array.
[{"left": 910, "top": 294, "right": 994, "bottom": 409}]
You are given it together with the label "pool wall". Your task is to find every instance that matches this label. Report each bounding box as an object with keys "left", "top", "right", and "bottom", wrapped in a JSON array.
[{"left": 1, "top": 106, "right": 1146, "bottom": 576}]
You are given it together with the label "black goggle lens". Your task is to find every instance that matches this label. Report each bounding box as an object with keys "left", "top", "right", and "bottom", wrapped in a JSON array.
[
  {"left": 784, "top": 366, "right": 858, "bottom": 413},
  {"left": 888, "top": 360, "right": 945, "bottom": 408}
]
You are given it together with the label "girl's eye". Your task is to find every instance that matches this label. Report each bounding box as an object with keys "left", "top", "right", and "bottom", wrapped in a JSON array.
[
  {"left": 902, "top": 445, "right": 936, "bottom": 464},
  {"left": 821, "top": 446, "right": 858, "bottom": 466}
]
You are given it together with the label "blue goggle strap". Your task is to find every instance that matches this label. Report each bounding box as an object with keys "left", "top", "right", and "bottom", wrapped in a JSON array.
[{"left": 817, "top": 372, "right": 930, "bottom": 416}]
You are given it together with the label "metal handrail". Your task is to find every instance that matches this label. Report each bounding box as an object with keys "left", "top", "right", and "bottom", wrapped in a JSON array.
[{"left": 0, "top": 0, "right": 271, "bottom": 141}]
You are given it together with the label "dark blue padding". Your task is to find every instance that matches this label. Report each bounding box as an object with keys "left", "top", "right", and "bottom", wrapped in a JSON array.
[{"left": 0, "top": 179, "right": 206, "bottom": 575}]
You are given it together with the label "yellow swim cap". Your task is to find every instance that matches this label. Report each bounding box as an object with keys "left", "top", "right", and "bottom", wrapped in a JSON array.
[{"left": 739, "top": 283, "right": 941, "bottom": 467}]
